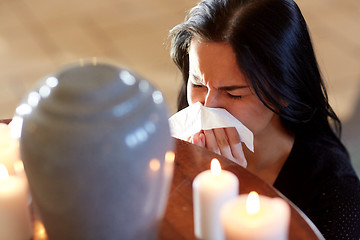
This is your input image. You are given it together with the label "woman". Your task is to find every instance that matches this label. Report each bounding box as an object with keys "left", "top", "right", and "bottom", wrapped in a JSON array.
[{"left": 169, "top": 0, "right": 360, "bottom": 239}]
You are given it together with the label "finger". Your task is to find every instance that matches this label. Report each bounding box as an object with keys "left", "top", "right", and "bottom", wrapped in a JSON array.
[
  {"left": 193, "top": 132, "right": 206, "bottom": 147},
  {"left": 212, "top": 128, "right": 233, "bottom": 158},
  {"left": 203, "top": 129, "right": 220, "bottom": 155},
  {"left": 188, "top": 132, "right": 205, "bottom": 147},
  {"left": 224, "top": 128, "right": 247, "bottom": 167},
  {"left": 198, "top": 132, "right": 206, "bottom": 147},
  {"left": 213, "top": 128, "right": 246, "bottom": 167}
]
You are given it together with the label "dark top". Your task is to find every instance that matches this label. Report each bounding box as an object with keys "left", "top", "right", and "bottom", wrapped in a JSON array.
[{"left": 274, "top": 130, "right": 360, "bottom": 240}]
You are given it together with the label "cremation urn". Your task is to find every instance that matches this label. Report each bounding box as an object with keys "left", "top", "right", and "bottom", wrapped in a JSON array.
[{"left": 12, "top": 61, "right": 174, "bottom": 240}]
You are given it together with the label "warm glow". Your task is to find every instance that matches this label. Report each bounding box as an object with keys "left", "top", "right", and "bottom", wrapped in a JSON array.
[
  {"left": 246, "top": 191, "right": 260, "bottom": 215},
  {"left": 210, "top": 158, "right": 221, "bottom": 175},
  {"left": 165, "top": 151, "right": 175, "bottom": 164},
  {"left": 34, "top": 220, "right": 48, "bottom": 240},
  {"left": 149, "top": 159, "right": 160, "bottom": 172},
  {"left": 0, "top": 164, "right": 9, "bottom": 179},
  {"left": 14, "top": 161, "right": 24, "bottom": 174}
]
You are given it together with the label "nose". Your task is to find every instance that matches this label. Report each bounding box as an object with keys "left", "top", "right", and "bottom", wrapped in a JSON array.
[{"left": 203, "top": 90, "right": 219, "bottom": 108}]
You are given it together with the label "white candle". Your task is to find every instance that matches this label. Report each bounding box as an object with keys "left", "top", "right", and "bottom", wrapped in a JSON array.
[
  {"left": 221, "top": 191, "right": 291, "bottom": 240},
  {"left": 193, "top": 158, "right": 239, "bottom": 240},
  {"left": 0, "top": 164, "right": 33, "bottom": 240},
  {"left": 0, "top": 123, "right": 21, "bottom": 175}
]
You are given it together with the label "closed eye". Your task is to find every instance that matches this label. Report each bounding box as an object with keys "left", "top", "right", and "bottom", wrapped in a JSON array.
[
  {"left": 227, "top": 93, "right": 242, "bottom": 99},
  {"left": 191, "top": 82, "right": 204, "bottom": 88}
]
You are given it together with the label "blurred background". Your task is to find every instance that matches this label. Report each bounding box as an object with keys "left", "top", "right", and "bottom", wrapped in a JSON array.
[{"left": 0, "top": 0, "right": 359, "bottom": 174}]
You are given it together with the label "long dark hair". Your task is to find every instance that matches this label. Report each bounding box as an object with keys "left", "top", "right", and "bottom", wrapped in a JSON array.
[{"left": 170, "top": 0, "right": 342, "bottom": 138}]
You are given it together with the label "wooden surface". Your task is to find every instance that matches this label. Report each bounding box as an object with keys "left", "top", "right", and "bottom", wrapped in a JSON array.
[
  {"left": 1, "top": 119, "right": 323, "bottom": 239},
  {"left": 159, "top": 138, "right": 324, "bottom": 240}
]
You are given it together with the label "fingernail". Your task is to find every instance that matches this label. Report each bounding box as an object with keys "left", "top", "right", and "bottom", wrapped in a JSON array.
[{"left": 199, "top": 133, "right": 204, "bottom": 142}]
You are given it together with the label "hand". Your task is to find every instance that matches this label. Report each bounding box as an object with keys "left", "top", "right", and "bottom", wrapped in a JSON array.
[
  {"left": 187, "top": 131, "right": 206, "bottom": 147},
  {"left": 188, "top": 128, "right": 247, "bottom": 168}
]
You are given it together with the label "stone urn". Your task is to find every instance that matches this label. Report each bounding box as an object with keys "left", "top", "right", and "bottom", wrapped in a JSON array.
[{"left": 13, "top": 61, "right": 174, "bottom": 240}]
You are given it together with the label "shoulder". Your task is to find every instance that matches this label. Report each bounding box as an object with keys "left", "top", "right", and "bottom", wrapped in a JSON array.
[
  {"left": 276, "top": 130, "right": 360, "bottom": 239},
  {"left": 289, "top": 130, "right": 353, "bottom": 178},
  {"left": 282, "top": 129, "right": 358, "bottom": 196}
]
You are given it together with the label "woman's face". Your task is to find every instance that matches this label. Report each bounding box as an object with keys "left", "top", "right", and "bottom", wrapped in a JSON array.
[{"left": 187, "top": 39, "right": 276, "bottom": 136}]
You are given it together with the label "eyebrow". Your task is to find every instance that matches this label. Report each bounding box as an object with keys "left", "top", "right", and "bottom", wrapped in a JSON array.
[
  {"left": 190, "top": 74, "right": 202, "bottom": 83},
  {"left": 218, "top": 85, "right": 249, "bottom": 91},
  {"left": 190, "top": 73, "right": 249, "bottom": 90}
]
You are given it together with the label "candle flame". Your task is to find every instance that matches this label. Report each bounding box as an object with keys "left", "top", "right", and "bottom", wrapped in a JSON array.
[
  {"left": 165, "top": 151, "right": 175, "bottom": 164},
  {"left": 210, "top": 158, "right": 221, "bottom": 175},
  {"left": 149, "top": 159, "right": 160, "bottom": 172},
  {"left": 0, "top": 164, "right": 9, "bottom": 179},
  {"left": 34, "top": 220, "right": 48, "bottom": 240},
  {"left": 246, "top": 191, "right": 260, "bottom": 215}
]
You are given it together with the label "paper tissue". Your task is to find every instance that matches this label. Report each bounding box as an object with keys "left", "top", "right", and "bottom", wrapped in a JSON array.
[{"left": 169, "top": 102, "right": 254, "bottom": 152}]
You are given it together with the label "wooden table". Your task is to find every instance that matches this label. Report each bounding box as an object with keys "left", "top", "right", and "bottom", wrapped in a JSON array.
[
  {"left": 159, "top": 138, "right": 324, "bottom": 239},
  {"left": 1, "top": 119, "right": 323, "bottom": 239}
]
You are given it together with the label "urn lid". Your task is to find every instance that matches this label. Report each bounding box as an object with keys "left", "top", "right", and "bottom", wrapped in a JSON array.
[{"left": 11, "top": 61, "right": 168, "bottom": 139}]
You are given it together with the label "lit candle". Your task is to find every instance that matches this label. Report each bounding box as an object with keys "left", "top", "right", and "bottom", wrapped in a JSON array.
[
  {"left": 220, "top": 191, "right": 291, "bottom": 240},
  {"left": 0, "top": 164, "right": 33, "bottom": 240},
  {"left": 193, "top": 158, "right": 239, "bottom": 240},
  {"left": 0, "top": 123, "right": 20, "bottom": 174}
]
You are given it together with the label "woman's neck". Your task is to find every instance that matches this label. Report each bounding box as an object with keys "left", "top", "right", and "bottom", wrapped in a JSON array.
[{"left": 244, "top": 116, "right": 295, "bottom": 185}]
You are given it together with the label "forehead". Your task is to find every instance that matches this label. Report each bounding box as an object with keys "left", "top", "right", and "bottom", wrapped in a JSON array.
[{"left": 188, "top": 39, "right": 247, "bottom": 85}]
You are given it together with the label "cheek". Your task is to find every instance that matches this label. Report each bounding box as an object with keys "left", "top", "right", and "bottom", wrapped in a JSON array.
[
  {"left": 248, "top": 107, "right": 274, "bottom": 135},
  {"left": 227, "top": 97, "right": 274, "bottom": 135}
]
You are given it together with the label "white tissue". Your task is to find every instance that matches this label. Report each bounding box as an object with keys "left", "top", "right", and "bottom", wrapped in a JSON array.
[{"left": 168, "top": 102, "right": 254, "bottom": 152}]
